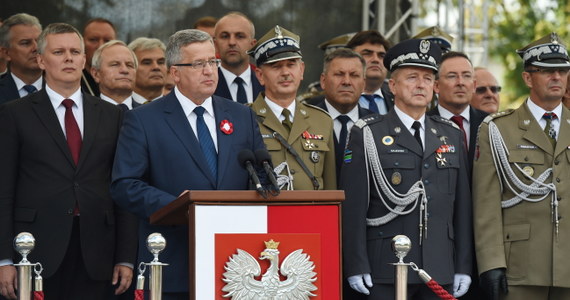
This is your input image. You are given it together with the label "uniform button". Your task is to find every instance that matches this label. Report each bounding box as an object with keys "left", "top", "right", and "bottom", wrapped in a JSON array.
[
  {"left": 555, "top": 160, "right": 560, "bottom": 165},
  {"left": 394, "top": 162, "right": 400, "bottom": 166},
  {"left": 524, "top": 157, "right": 529, "bottom": 162},
  {"left": 290, "top": 169, "right": 296, "bottom": 174},
  {"left": 556, "top": 178, "right": 561, "bottom": 182},
  {"left": 557, "top": 196, "right": 562, "bottom": 201},
  {"left": 424, "top": 179, "right": 430, "bottom": 184},
  {"left": 424, "top": 163, "right": 429, "bottom": 169}
]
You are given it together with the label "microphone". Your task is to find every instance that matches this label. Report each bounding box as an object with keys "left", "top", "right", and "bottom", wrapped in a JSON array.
[
  {"left": 238, "top": 149, "right": 267, "bottom": 198},
  {"left": 255, "top": 148, "right": 280, "bottom": 196}
]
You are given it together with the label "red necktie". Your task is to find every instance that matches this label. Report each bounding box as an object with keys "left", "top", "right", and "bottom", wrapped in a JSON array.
[
  {"left": 450, "top": 115, "right": 468, "bottom": 151},
  {"left": 62, "top": 99, "right": 82, "bottom": 165}
]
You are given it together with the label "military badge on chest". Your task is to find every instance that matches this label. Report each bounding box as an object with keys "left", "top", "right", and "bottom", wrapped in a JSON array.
[
  {"left": 436, "top": 138, "right": 455, "bottom": 167},
  {"left": 302, "top": 130, "right": 323, "bottom": 163}
]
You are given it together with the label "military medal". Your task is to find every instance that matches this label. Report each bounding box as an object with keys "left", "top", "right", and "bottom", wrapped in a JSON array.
[
  {"left": 382, "top": 136, "right": 394, "bottom": 145},
  {"left": 439, "top": 136, "right": 448, "bottom": 144},
  {"left": 302, "top": 130, "right": 323, "bottom": 140},
  {"left": 436, "top": 144, "right": 456, "bottom": 153},
  {"left": 522, "top": 166, "right": 534, "bottom": 177},
  {"left": 304, "top": 141, "right": 316, "bottom": 149},
  {"left": 391, "top": 172, "right": 402, "bottom": 185},
  {"left": 310, "top": 151, "right": 320, "bottom": 163},
  {"left": 343, "top": 149, "right": 353, "bottom": 163},
  {"left": 436, "top": 153, "right": 447, "bottom": 166}
]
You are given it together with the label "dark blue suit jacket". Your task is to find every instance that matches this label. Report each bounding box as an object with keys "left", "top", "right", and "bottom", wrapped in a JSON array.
[
  {"left": 214, "top": 67, "right": 264, "bottom": 102},
  {"left": 0, "top": 73, "right": 21, "bottom": 105},
  {"left": 111, "top": 93, "right": 266, "bottom": 293}
]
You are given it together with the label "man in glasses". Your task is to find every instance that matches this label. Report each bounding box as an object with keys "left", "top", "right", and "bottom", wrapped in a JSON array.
[
  {"left": 428, "top": 51, "right": 488, "bottom": 173},
  {"left": 111, "top": 29, "right": 267, "bottom": 299},
  {"left": 474, "top": 33, "right": 570, "bottom": 300},
  {"left": 471, "top": 67, "right": 501, "bottom": 114}
]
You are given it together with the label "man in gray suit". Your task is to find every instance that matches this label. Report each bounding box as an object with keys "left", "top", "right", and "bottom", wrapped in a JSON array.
[{"left": 341, "top": 38, "right": 473, "bottom": 299}]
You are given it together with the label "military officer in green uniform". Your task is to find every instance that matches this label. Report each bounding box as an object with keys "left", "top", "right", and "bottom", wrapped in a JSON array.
[
  {"left": 248, "top": 25, "right": 336, "bottom": 190},
  {"left": 474, "top": 33, "right": 570, "bottom": 300}
]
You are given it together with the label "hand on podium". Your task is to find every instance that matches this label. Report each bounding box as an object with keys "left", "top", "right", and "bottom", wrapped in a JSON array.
[
  {"left": 0, "top": 265, "right": 17, "bottom": 299},
  {"left": 480, "top": 268, "right": 508, "bottom": 300},
  {"left": 347, "top": 273, "right": 373, "bottom": 295}
]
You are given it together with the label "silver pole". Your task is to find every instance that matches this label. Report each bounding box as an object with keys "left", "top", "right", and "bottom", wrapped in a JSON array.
[
  {"left": 14, "top": 232, "right": 35, "bottom": 300},
  {"left": 392, "top": 235, "right": 412, "bottom": 300},
  {"left": 147, "top": 233, "right": 168, "bottom": 300}
]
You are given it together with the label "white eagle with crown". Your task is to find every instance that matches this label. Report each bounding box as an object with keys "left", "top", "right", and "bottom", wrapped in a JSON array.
[{"left": 221, "top": 239, "right": 317, "bottom": 299}]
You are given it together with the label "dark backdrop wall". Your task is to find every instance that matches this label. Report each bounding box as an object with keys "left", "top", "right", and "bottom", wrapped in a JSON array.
[{"left": 3, "top": 0, "right": 363, "bottom": 91}]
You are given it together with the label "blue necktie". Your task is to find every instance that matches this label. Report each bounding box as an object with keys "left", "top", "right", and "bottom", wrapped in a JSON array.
[
  {"left": 23, "top": 85, "right": 37, "bottom": 95},
  {"left": 234, "top": 77, "right": 248, "bottom": 104},
  {"left": 362, "top": 94, "right": 380, "bottom": 114},
  {"left": 194, "top": 106, "right": 218, "bottom": 180}
]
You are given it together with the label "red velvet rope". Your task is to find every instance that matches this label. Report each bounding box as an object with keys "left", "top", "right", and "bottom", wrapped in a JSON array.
[
  {"left": 135, "top": 289, "right": 144, "bottom": 300},
  {"left": 426, "top": 279, "right": 457, "bottom": 300},
  {"left": 33, "top": 291, "right": 44, "bottom": 300}
]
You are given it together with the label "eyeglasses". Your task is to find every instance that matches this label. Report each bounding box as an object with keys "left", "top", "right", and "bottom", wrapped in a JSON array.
[
  {"left": 174, "top": 59, "right": 221, "bottom": 69},
  {"left": 475, "top": 86, "right": 502, "bottom": 94},
  {"left": 526, "top": 68, "right": 570, "bottom": 75}
]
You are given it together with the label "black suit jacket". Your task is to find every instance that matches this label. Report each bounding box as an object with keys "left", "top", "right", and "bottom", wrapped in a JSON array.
[
  {"left": 427, "top": 105, "right": 488, "bottom": 173},
  {"left": 312, "top": 98, "right": 374, "bottom": 184},
  {"left": 81, "top": 69, "right": 100, "bottom": 97},
  {"left": 0, "top": 90, "right": 137, "bottom": 280},
  {"left": 214, "top": 67, "right": 264, "bottom": 103},
  {"left": 380, "top": 81, "right": 395, "bottom": 112},
  {"left": 0, "top": 73, "right": 21, "bottom": 105}
]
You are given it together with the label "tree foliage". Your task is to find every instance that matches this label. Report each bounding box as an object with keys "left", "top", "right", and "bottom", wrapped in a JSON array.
[{"left": 490, "top": 0, "right": 570, "bottom": 106}]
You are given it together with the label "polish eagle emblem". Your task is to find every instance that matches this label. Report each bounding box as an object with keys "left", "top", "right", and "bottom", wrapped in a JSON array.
[{"left": 222, "top": 239, "right": 317, "bottom": 299}]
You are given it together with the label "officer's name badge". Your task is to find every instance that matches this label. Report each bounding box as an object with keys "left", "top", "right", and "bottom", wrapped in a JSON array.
[
  {"left": 517, "top": 144, "right": 537, "bottom": 149},
  {"left": 262, "top": 134, "right": 273, "bottom": 139},
  {"left": 344, "top": 149, "right": 353, "bottom": 163},
  {"left": 389, "top": 149, "right": 406, "bottom": 153},
  {"left": 302, "top": 130, "right": 323, "bottom": 140},
  {"left": 436, "top": 144, "right": 455, "bottom": 153}
]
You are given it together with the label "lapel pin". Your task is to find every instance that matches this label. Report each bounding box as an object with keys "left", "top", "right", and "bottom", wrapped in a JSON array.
[
  {"left": 259, "top": 108, "right": 267, "bottom": 114},
  {"left": 382, "top": 136, "right": 394, "bottom": 145},
  {"left": 394, "top": 127, "right": 401, "bottom": 134},
  {"left": 523, "top": 120, "right": 530, "bottom": 126},
  {"left": 219, "top": 120, "right": 233, "bottom": 135}
]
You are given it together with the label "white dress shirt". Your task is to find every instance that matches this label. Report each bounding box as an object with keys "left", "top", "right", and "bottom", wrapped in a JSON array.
[{"left": 175, "top": 86, "right": 218, "bottom": 151}]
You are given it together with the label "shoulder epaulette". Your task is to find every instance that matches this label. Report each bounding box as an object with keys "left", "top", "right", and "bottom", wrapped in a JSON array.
[
  {"left": 431, "top": 115, "right": 460, "bottom": 130},
  {"left": 355, "top": 114, "right": 382, "bottom": 128},
  {"left": 483, "top": 109, "right": 515, "bottom": 124},
  {"left": 302, "top": 102, "right": 332, "bottom": 117}
]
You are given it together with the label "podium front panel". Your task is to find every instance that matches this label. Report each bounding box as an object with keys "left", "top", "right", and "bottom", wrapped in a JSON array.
[{"left": 193, "top": 204, "right": 340, "bottom": 299}]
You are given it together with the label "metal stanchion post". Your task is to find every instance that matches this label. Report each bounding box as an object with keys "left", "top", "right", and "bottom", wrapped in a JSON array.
[
  {"left": 391, "top": 235, "right": 412, "bottom": 300},
  {"left": 14, "top": 232, "right": 35, "bottom": 300},
  {"left": 147, "top": 233, "right": 168, "bottom": 300}
]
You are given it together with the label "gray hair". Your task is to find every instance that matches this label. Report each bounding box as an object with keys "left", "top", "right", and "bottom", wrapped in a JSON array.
[
  {"left": 128, "top": 37, "right": 166, "bottom": 54},
  {"left": 322, "top": 48, "right": 366, "bottom": 74},
  {"left": 166, "top": 29, "right": 212, "bottom": 68},
  {"left": 38, "top": 23, "right": 84, "bottom": 54},
  {"left": 0, "top": 13, "right": 42, "bottom": 48},
  {"left": 92, "top": 40, "right": 138, "bottom": 70}
]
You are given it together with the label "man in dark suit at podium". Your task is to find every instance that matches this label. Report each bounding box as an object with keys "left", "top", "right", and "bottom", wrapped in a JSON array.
[{"left": 111, "top": 29, "right": 267, "bottom": 300}]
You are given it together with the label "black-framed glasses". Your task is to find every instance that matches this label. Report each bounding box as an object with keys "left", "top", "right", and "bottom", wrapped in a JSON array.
[
  {"left": 173, "top": 59, "right": 221, "bottom": 69},
  {"left": 475, "top": 86, "right": 501, "bottom": 94},
  {"left": 526, "top": 68, "right": 570, "bottom": 75}
]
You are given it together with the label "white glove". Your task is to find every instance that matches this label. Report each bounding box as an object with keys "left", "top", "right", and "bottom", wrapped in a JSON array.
[
  {"left": 347, "top": 273, "right": 373, "bottom": 295},
  {"left": 453, "top": 273, "right": 472, "bottom": 298}
]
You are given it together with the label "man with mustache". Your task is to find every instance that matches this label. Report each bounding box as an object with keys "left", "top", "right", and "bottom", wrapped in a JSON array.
[
  {"left": 249, "top": 25, "right": 336, "bottom": 190},
  {"left": 0, "top": 13, "right": 42, "bottom": 104},
  {"left": 91, "top": 40, "right": 140, "bottom": 110},
  {"left": 474, "top": 33, "right": 570, "bottom": 300},
  {"left": 129, "top": 37, "right": 167, "bottom": 104},
  {"left": 346, "top": 30, "right": 393, "bottom": 115},
  {"left": 341, "top": 38, "right": 473, "bottom": 299},
  {"left": 213, "top": 12, "right": 263, "bottom": 104}
]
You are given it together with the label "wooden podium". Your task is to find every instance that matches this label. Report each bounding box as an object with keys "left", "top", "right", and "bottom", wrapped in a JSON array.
[{"left": 151, "top": 190, "right": 344, "bottom": 300}]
